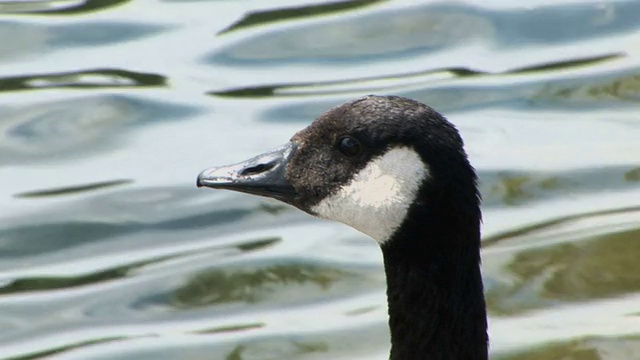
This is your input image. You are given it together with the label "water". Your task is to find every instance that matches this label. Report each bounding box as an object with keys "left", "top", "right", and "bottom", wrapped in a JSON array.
[{"left": 1, "top": 0, "right": 639, "bottom": 359}]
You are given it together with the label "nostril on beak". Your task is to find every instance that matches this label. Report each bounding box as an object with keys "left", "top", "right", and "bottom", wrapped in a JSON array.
[{"left": 240, "top": 162, "right": 275, "bottom": 176}]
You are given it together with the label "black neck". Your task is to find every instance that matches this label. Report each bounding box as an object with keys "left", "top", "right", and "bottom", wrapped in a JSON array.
[{"left": 381, "top": 188, "right": 487, "bottom": 360}]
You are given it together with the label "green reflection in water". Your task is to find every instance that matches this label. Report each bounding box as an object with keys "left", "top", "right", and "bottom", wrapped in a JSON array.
[
  {"left": 484, "top": 206, "right": 640, "bottom": 246},
  {"left": 625, "top": 167, "right": 640, "bottom": 182},
  {"left": 236, "top": 237, "right": 280, "bottom": 252},
  {"left": 0, "top": 257, "right": 169, "bottom": 295},
  {"left": 1, "top": 237, "right": 280, "bottom": 294},
  {"left": 226, "top": 340, "right": 329, "bottom": 360},
  {"left": 537, "top": 71, "right": 640, "bottom": 104},
  {"left": 6, "top": 337, "right": 126, "bottom": 360},
  {"left": 14, "top": 179, "right": 133, "bottom": 198},
  {"left": 0, "top": 68, "right": 166, "bottom": 93},
  {"left": 219, "top": 0, "right": 385, "bottom": 34},
  {"left": 479, "top": 165, "right": 640, "bottom": 209},
  {"left": 213, "top": 324, "right": 388, "bottom": 360},
  {"left": 257, "top": 203, "right": 290, "bottom": 215},
  {"left": 499, "top": 335, "right": 640, "bottom": 360},
  {"left": 535, "top": 228, "right": 640, "bottom": 299},
  {"left": 172, "top": 262, "right": 359, "bottom": 308},
  {"left": 0, "top": 0, "right": 129, "bottom": 15},
  {"left": 484, "top": 173, "right": 567, "bottom": 206},
  {"left": 195, "top": 322, "right": 264, "bottom": 335},
  {"left": 486, "top": 225, "right": 640, "bottom": 315}
]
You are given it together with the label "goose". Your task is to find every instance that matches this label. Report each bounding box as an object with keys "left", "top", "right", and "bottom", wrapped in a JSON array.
[{"left": 197, "top": 95, "right": 487, "bottom": 360}]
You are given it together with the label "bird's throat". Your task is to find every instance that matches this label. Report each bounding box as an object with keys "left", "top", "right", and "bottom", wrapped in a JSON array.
[{"left": 381, "top": 228, "right": 488, "bottom": 360}]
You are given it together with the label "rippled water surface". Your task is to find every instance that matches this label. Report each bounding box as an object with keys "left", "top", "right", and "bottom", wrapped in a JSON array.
[{"left": 1, "top": 0, "right": 640, "bottom": 359}]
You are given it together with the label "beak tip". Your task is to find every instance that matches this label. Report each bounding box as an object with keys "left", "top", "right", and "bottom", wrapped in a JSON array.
[
  {"left": 196, "top": 142, "right": 296, "bottom": 196},
  {"left": 196, "top": 173, "right": 205, "bottom": 188}
]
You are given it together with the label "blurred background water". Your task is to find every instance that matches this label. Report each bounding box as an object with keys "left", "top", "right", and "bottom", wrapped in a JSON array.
[{"left": 1, "top": 0, "right": 640, "bottom": 359}]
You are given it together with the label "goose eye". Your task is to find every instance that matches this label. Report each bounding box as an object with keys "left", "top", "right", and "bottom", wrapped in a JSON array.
[{"left": 338, "top": 136, "right": 361, "bottom": 156}]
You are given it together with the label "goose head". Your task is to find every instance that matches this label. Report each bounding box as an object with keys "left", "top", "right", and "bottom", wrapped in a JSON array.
[{"left": 197, "top": 95, "right": 487, "bottom": 360}]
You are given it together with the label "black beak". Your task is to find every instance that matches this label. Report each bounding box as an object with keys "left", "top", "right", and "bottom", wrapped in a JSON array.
[{"left": 197, "top": 142, "right": 297, "bottom": 203}]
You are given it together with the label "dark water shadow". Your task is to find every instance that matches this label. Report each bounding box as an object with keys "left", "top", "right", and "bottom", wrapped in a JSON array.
[
  {"left": 6, "top": 336, "right": 129, "bottom": 360},
  {"left": 0, "top": 69, "right": 166, "bottom": 93},
  {"left": 211, "top": 54, "right": 622, "bottom": 99},
  {"left": 14, "top": 179, "right": 133, "bottom": 198},
  {"left": 0, "top": 258, "right": 164, "bottom": 296},
  {"left": 219, "top": 0, "right": 385, "bottom": 34},
  {"left": 0, "top": 237, "right": 280, "bottom": 295},
  {"left": 0, "top": 0, "right": 129, "bottom": 15}
]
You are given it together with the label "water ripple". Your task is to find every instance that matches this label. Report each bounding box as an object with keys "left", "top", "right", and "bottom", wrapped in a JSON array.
[
  {"left": 219, "top": 0, "right": 384, "bottom": 34},
  {"left": 208, "top": 2, "right": 640, "bottom": 66},
  {"left": 0, "top": 69, "right": 166, "bottom": 92},
  {"left": 0, "top": 0, "right": 129, "bottom": 15},
  {"left": 0, "top": 95, "right": 196, "bottom": 165},
  {"left": 0, "top": 21, "right": 165, "bottom": 62}
]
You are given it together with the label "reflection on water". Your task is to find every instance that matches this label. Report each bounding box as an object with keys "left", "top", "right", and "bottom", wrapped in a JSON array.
[
  {"left": 481, "top": 165, "right": 640, "bottom": 207},
  {"left": 209, "top": 1, "right": 640, "bottom": 65},
  {"left": 15, "top": 179, "right": 133, "bottom": 198},
  {"left": 0, "top": 69, "right": 166, "bottom": 92},
  {"left": 219, "top": 0, "right": 383, "bottom": 34},
  {"left": 172, "top": 260, "right": 371, "bottom": 309},
  {"left": 485, "top": 207, "right": 640, "bottom": 315},
  {"left": 0, "top": 96, "right": 195, "bottom": 164},
  {"left": 0, "top": 20, "right": 164, "bottom": 62},
  {"left": 209, "top": 4, "right": 495, "bottom": 64},
  {"left": 1, "top": 0, "right": 640, "bottom": 359},
  {"left": 0, "top": 0, "right": 129, "bottom": 15},
  {"left": 538, "top": 71, "right": 640, "bottom": 105},
  {"left": 499, "top": 336, "right": 640, "bottom": 360},
  {"left": 212, "top": 54, "right": 623, "bottom": 99}
]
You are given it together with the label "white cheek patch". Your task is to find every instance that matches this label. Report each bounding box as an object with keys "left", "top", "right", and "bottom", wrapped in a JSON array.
[{"left": 311, "top": 147, "right": 429, "bottom": 244}]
